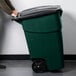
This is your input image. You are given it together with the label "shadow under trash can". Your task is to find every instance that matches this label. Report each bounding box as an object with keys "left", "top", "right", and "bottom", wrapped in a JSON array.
[{"left": 13, "top": 5, "right": 64, "bottom": 73}]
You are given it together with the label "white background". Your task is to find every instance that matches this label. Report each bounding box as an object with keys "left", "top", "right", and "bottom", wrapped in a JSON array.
[{"left": 0, "top": 0, "right": 76, "bottom": 54}]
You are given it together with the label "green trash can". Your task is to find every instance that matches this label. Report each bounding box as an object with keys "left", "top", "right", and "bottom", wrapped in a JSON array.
[{"left": 13, "top": 5, "right": 64, "bottom": 73}]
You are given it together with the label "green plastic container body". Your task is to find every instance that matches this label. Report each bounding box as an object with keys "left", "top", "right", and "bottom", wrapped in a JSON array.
[{"left": 18, "top": 12, "right": 64, "bottom": 70}]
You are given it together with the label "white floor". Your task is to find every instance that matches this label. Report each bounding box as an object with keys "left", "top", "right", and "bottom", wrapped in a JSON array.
[{"left": 0, "top": 60, "right": 76, "bottom": 76}]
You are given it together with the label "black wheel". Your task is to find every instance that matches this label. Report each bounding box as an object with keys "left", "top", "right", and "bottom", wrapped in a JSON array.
[
  {"left": 0, "top": 65, "right": 6, "bottom": 69},
  {"left": 32, "top": 59, "right": 47, "bottom": 73}
]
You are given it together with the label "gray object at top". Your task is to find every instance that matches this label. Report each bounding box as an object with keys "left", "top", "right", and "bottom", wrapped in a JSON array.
[{"left": 13, "top": 5, "right": 62, "bottom": 20}]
